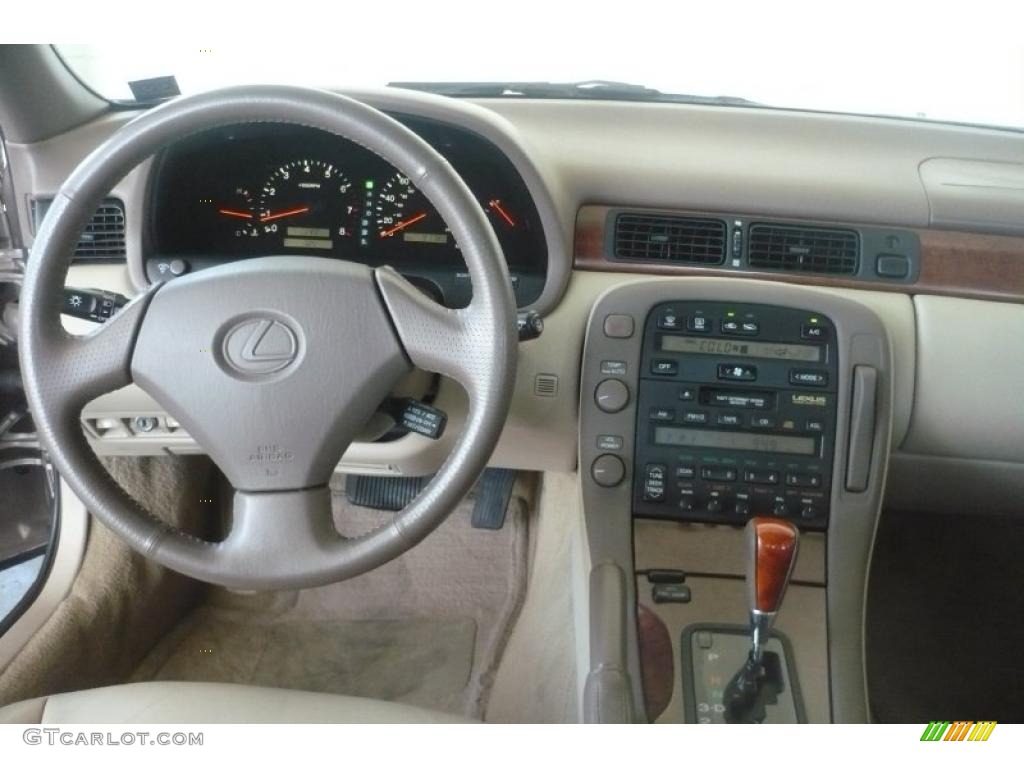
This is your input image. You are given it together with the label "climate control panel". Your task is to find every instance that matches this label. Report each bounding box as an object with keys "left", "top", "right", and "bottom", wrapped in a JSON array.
[{"left": 627, "top": 301, "right": 837, "bottom": 529}]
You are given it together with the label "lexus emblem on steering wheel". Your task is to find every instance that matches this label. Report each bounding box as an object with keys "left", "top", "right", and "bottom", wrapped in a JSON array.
[{"left": 220, "top": 315, "right": 301, "bottom": 377}]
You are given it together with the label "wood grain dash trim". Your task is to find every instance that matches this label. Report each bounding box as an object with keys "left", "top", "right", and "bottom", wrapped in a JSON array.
[{"left": 575, "top": 205, "right": 1024, "bottom": 303}]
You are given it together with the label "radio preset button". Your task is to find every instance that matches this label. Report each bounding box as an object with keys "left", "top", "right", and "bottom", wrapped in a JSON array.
[
  {"left": 595, "top": 379, "right": 630, "bottom": 413},
  {"left": 786, "top": 473, "right": 822, "bottom": 488},
  {"left": 790, "top": 369, "right": 829, "bottom": 387},
  {"left": 701, "top": 467, "right": 737, "bottom": 482},
  {"left": 591, "top": 454, "right": 626, "bottom": 488},
  {"left": 718, "top": 363, "right": 757, "bottom": 381},
  {"left": 651, "top": 359, "right": 679, "bottom": 376},
  {"left": 744, "top": 470, "right": 780, "bottom": 485}
]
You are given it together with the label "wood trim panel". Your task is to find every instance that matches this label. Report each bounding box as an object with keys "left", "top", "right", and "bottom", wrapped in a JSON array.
[{"left": 574, "top": 205, "right": 1024, "bottom": 303}]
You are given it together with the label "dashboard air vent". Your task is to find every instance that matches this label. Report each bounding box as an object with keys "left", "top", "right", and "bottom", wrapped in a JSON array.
[
  {"left": 614, "top": 213, "right": 726, "bottom": 265},
  {"left": 31, "top": 197, "right": 126, "bottom": 262},
  {"left": 748, "top": 224, "right": 858, "bottom": 275}
]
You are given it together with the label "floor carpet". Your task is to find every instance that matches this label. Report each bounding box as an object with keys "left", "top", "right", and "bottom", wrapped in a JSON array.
[
  {"left": 132, "top": 476, "right": 530, "bottom": 718},
  {"left": 866, "top": 509, "right": 1024, "bottom": 723}
]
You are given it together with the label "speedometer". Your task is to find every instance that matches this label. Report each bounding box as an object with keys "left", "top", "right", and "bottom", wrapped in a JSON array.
[
  {"left": 373, "top": 173, "right": 451, "bottom": 245},
  {"left": 258, "top": 159, "right": 360, "bottom": 252}
]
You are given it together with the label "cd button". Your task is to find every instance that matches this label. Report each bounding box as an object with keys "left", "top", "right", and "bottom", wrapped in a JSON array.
[{"left": 749, "top": 415, "right": 777, "bottom": 429}]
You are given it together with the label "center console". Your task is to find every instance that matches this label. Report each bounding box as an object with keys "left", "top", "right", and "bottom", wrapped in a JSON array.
[
  {"left": 630, "top": 301, "right": 837, "bottom": 530},
  {"left": 578, "top": 277, "right": 893, "bottom": 724}
]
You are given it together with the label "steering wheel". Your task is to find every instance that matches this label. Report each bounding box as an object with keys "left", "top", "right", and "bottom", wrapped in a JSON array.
[{"left": 18, "top": 86, "right": 517, "bottom": 590}]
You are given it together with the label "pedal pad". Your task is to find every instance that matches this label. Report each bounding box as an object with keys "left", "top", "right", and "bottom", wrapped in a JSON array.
[
  {"left": 470, "top": 468, "right": 517, "bottom": 530},
  {"left": 345, "top": 474, "right": 432, "bottom": 511}
]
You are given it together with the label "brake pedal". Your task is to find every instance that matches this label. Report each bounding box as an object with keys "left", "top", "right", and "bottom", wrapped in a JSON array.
[
  {"left": 345, "top": 474, "right": 432, "bottom": 511},
  {"left": 471, "top": 468, "right": 517, "bottom": 530}
]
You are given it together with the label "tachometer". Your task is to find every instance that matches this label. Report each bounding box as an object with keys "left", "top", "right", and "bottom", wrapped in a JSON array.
[
  {"left": 258, "top": 159, "right": 359, "bottom": 252},
  {"left": 373, "top": 173, "right": 451, "bottom": 246}
]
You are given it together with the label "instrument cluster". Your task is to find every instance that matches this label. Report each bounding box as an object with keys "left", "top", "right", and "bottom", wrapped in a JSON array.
[{"left": 147, "top": 117, "right": 548, "bottom": 308}]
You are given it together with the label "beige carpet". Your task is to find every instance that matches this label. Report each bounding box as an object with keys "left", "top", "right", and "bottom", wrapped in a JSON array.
[{"left": 131, "top": 474, "right": 531, "bottom": 718}]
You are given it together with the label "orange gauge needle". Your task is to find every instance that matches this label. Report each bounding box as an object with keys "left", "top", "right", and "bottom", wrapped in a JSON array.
[
  {"left": 379, "top": 212, "right": 427, "bottom": 238},
  {"left": 488, "top": 199, "right": 516, "bottom": 227},
  {"left": 218, "top": 208, "right": 253, "bottom": 219},
  {"left": 260, "top": 206, "right": 310, "bottom": 223}
]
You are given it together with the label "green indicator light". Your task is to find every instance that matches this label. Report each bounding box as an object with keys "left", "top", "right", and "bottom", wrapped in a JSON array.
[
  {"left": 364, "top": 180, "right": 374, "bottom": 189},
  {"left": 726, "top": 311, "right": 736, "bottom": 317},
  {"left": 809, "top": 317, "right": 819, "bottom": 324}
]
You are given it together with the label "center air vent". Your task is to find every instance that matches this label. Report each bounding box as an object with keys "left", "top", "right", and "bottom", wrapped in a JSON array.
[
  {"left": 614, "top": 214, "right": 726, "bottom": 265},
  {"left": 31, "top": 197, "right": 126, "bottom": 262},
  {"left": 748, "top": 224, "right": 858, "bottom": 275}
]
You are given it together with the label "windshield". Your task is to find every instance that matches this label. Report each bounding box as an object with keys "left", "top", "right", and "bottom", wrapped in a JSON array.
[{"left": 56, "top": 6, "right": 1024, "bottom": 132}]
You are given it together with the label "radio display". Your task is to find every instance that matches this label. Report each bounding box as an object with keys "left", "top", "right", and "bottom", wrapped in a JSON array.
[
  {"left": 659, "top": 335, "right": 822, "bottom": 362},
  {"left": 653, "top": 426, "right": 817, "bottom": 456}
]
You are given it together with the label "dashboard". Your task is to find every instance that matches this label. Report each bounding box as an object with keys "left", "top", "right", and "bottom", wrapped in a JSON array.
[{"left": 145, "top": 115, "right": 549, "bottom": 308}]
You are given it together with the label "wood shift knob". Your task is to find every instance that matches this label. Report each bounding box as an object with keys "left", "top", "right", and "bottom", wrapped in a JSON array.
[{"left": 745, "top": 517, "right": 800, "bottom": 614}]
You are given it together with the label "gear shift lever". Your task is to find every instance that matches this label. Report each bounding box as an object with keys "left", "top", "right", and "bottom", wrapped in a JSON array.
[{"left": 724, "top": 516, "right": 800, "bottom": 722}]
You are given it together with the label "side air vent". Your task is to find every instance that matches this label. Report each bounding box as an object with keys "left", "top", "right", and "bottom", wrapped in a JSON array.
[
  {"left": 748, "top": 224, "right": 859, "bottom": 275},
  {"left": 614, "top": 213, "right": 726, "bottom": 265},
  {"left": 31, "top": 197, "right": 126, "bottom": 262}
]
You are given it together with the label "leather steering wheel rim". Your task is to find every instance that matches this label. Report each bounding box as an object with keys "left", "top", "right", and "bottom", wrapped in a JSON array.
[{"left": 19, "top": 85, "right": 518, "bottom": 590}]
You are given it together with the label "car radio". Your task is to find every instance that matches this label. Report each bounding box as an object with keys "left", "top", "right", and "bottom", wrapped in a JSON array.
[{"left": 631, "top": 301, "right": 837, "bottom": 530}]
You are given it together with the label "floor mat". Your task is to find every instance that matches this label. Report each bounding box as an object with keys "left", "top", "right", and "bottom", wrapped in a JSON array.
[
  {"left": 132, "top": 476, "right": 530, "bottom": 718},
  {"left": 867, "top": 509, "right": 1024, "bottom": 723},
  {"left": 133, "top": 611, "right": 476, "bottom": 713}
]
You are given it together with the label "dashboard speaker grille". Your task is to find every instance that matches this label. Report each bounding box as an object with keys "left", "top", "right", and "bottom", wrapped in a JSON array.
[
  {"left": 31, "top": 197, "right": 126, "bottom": 262},
  {"left": 613, "top": 214, "right": 726, "bottom": 265},
  {"left": 748, "top": 223, "right": 858, "bottom": 275}
]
